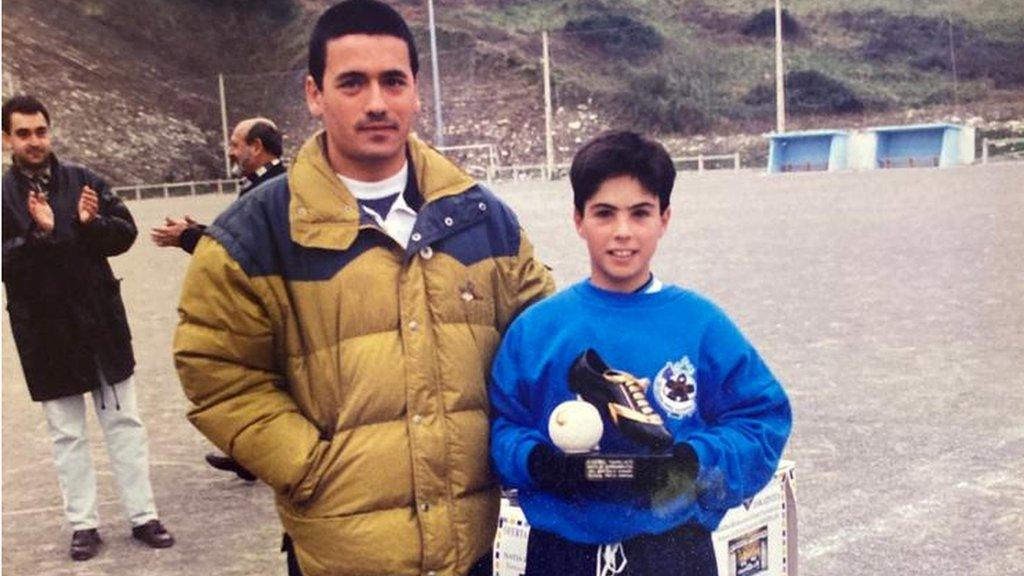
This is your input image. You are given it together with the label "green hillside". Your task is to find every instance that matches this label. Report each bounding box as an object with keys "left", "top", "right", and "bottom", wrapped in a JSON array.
[
  {"left": 446, "top": 0, "right": 1024, "bottom": 133},
  {"left": 3, "top": 0, "right": 1022, "bottom": 183}
]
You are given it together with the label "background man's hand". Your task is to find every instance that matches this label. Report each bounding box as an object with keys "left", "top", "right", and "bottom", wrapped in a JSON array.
[
  {"left": 27, "top": 191, "right": 55, "bottom": 232},
  {"left": 150, "top": 216, "right": 192, "bottom": 247},
  {"left": 78, "top": 185, "right": 99, "bottom": 224}
]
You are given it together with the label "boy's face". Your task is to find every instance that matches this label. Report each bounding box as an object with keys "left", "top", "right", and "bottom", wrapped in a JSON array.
[{"left": 574, "top": 174, "right": 670, "bottom": 293}]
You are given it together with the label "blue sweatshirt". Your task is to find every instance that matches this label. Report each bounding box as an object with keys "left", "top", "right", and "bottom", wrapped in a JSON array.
[{"left": 489, "top": 279, "right": 792, "bottom": 544}]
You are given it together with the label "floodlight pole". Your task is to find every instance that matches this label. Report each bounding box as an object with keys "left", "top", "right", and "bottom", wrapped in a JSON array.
[
  {"left": 948, "top": 14, "right": 960, "bottom": 112},
  {"left": 542, "top": 30, "right": 555, "bottom": 180},
  {"left": 427, "top": 0, "right": 445, "bottom": 147},
  {"left": 218, "top": 73, "right": 231, "bottom": 178},
  {"left": 774, "top": 0, "right": 786, "bottom": 133}
]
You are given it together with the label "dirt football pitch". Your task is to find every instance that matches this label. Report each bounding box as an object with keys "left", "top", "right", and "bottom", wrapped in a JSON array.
[{"left": 4, "top": 162, "right": 1022, "bottom": 575}]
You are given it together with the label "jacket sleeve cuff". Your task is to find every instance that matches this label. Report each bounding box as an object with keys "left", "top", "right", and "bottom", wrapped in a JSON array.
[{"left": 179, "top": 225, "right": 206, "bottom": 254}]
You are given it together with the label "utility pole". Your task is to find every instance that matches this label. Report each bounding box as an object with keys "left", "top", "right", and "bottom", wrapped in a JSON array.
[
  {"left": 427, "top": 0, "right": 445, "bottom": 146},
  {"left": 948, "top": 14, "right": 960, "bottom": 113},
  {"left": 774, "top": 0, "right": 786, "bottom": 133},
  {"left": 542, "top": 30, "right": 554, "bottom": 180},
  {"left": 218, "top": 73, "right": 231, "bottom": 178}
]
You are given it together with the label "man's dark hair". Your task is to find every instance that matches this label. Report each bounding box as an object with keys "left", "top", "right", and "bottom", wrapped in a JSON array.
[
  {"left": 246, "top": 120, "right": 283, "bottom": 158},
  {"left": 570, "top": 131, "right": 676, "bottom": 214},
  {"left": 2, "top": 95, "right": 51, "bottom": 134},
  {"left": 308, "top": 0, "right": 419, "bottom": 90}
]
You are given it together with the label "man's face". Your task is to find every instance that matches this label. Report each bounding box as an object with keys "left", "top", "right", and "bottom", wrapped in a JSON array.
[
  {"left": 228, "top": 123, "right": 258, "bottom": 177},
  {"left": 574, "top": 175, "right": 671, "bottom": 293},
  {"left": 305, "top": 33, "right": 420, "bottom": 180},
  {"left": 3, "top": 112, "right": 52, "bottom": 170}
]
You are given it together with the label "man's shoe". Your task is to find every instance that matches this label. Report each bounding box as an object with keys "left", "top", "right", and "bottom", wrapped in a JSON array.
[
  {"left": 568, "top": 349, "right": 674, "bottom": 451},
  {"left": 70, "top": 528, "right": 102, "bottom": 561},
  {"left": 205, "top": 452, "right": 257, "bottom": 482},
  {"left": 132, "top": 519, "right": 175, "bottom": 549}
]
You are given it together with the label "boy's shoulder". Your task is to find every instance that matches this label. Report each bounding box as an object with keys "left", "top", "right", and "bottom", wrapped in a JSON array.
[
  {"left": 513, "top": 282, "right": 584, "bottom": 325},
  {"left": 513, "top": 280, "right": 724, "bottom": 327}
]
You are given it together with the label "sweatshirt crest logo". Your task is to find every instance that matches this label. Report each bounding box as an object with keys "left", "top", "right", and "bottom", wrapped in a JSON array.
[{"left": 654, "top": 357, "right": 697, "bottom": 419}]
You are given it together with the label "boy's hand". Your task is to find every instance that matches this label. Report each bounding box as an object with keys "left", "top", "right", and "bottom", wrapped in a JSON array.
[
  {"left": 527, "top": 443, "right": 587, "bottom": 495},
  {"left": 27, "top": 191, "right": 55, "bottom": 232},
  {"left": 78, "top": 185, "right": 100, "bottom": 224},
  {"left": 639, "top": 443, "right": 699, "bottom": 508}
]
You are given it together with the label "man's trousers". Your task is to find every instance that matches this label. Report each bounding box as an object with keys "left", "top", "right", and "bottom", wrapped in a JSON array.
[{"left": 41, "top": 375, "right": 158, "bottom": 530}]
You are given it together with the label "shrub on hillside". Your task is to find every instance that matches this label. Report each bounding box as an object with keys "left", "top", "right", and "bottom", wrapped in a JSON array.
[
  {"left": 836, "top": 9, "right": 1024, "bottom": 88},
  {"left": 564, "top": 13, "right": 664, "bottom": 60},
  {"left": 741, "top": 8, "right": 801, "bottom": 39},
  {"left": 210, "top": 0, "right": 295, "bottom": 20},
  {"left": 612, "top": 71, "right": 711, "bottom": 133},
  {"left": 744, "top": 70, "right": 864, "bottom": 114}
]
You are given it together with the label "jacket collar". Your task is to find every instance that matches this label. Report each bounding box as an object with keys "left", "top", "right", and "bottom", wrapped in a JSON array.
[
  {"left": 287, "top": 131, "right": 476, "bottom": 250},
  {"left": 240, "top": 158, "right": 286, "bottom": 195}
]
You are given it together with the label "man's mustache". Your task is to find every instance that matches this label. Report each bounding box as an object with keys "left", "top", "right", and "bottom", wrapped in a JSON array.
[{"left": 356, "top": 119, "right": 399, "bottom": 130}]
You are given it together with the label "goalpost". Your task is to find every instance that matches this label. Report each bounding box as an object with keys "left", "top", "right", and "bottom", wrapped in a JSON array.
[
  {"left": 981, "top": 137, "right": 1024, "bottom": 164},
  {"left": 437, "top": 143, "right": 500, "bottom": 184}
]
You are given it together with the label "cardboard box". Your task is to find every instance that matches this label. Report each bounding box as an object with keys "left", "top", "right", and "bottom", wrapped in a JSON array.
[
  {"left": 493, "top": 495, "right": 531, "bottom": 576},
  {"left": 712, "top": 460, "right": 797, "bottom": 576},
  {"left": 493, "top": 461, "right": 797, "bottom": 576}
]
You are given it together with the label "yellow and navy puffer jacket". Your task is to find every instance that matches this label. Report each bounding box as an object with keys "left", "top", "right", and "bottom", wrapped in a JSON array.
[{"left": 174, "top": 133, "right": 554, "bottom": 576}]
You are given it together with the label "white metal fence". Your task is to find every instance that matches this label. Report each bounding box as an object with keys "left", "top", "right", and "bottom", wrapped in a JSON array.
[
  {"left": 112, "top": 179, "right": 240, "bottom": 201},
  {"left": 111, "top": 152, "right": 742, "bottom": 201}
]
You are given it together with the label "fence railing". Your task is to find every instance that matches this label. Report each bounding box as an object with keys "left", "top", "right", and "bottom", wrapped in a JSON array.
[
  {"left": 112, "top": 151, "right": 742, "bottom": 200},
  {"left": 112, "top": 179, "right": 240, "bottom": 201},
  {"left": 493, "top": 153, "right": 742, "bottom": 182},
  {"left": 674, "top": 153, "right": 742, "bottom": 172}
]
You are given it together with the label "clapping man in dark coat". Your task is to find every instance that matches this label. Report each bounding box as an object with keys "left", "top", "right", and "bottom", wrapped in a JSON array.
[
  {"left": 150, "top": 117, "right": 285, "bottom": 481},
  {"left": 150, "top": 117, "right": 285, "bottom": 254},
  {"left": 1, "top": 95, "right": 175, "bottom": 561}
]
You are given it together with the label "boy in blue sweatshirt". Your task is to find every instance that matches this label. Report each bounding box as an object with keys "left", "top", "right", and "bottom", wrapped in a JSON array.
[{"left": 489, "top": 131, "right": 792, "bottom": 576}]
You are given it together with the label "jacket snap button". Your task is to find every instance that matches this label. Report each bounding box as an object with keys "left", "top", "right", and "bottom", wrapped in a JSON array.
[
  {"left": 420, "top": 502, "right": 430, "bottom": 512},
  {"left": 412, "top": 414, "right": 423, "bottom": 424},
  {"left": 419, "top": 246, "right": 433, "bottom": 260},
  {"left": 411, "top": 232, "right": 422, "bottom": 242},
  {"left": 478, "top": 202, "right": 487, "bottom": 211},
  {"left": 408, "top": 320, "right": 419, "bottom": 332},
  {"left": 443, "top": 216, "right": 454, "bottom": 227},
  {"left": 296, "top": 206, "right": 307, "bottom": 216}
]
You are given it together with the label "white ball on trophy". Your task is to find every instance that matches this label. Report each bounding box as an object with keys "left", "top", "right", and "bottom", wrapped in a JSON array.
[{"left": 548, "top": 400, "right": 604, "bottom": 454}]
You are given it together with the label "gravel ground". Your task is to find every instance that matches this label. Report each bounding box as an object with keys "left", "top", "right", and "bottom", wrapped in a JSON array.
[{"left": 4, "top": 162, "right": 1022, "bottom": 575}]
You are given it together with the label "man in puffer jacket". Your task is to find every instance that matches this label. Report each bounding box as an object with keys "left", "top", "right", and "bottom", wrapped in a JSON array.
[{"left": 173, "top": 2, "right": 554, "bottom": 575}]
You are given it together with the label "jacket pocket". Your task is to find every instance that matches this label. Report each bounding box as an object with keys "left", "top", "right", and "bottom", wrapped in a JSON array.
[
  {"left": 104, "top": 278, "right": 133, "bottom": 345},
  {"left": 278, "top": 507, "right": 422, "bottom": 576}
]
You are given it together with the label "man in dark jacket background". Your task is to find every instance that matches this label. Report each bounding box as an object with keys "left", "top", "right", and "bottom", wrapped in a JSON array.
[
  {"left": 1, "top": 95, "right": 175, "bottom": 561},
  {"left": 150, "top": 117, "right": 285, "bottom": 254},
  {"left": 150, "top": 116, "right": 286, "bottom": 482}
]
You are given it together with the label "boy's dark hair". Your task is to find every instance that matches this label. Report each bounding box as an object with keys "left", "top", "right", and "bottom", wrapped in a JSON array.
[
  {"left": 2, "top": 95, "right": 50, "bottom": 134},
  {"left": 308, "top": 0, "right": 419, "bottom": 90},
  {"left": 570, "top": 131, "right": 676, "bottom": 214},
  {"left": 246, "top": 120, "right": 283, "bottom": 158}
]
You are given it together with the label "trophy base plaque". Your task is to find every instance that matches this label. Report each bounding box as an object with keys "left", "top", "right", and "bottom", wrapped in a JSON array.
[{"left": 565, "top": 452, "right": 674, "bottom": 482}]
